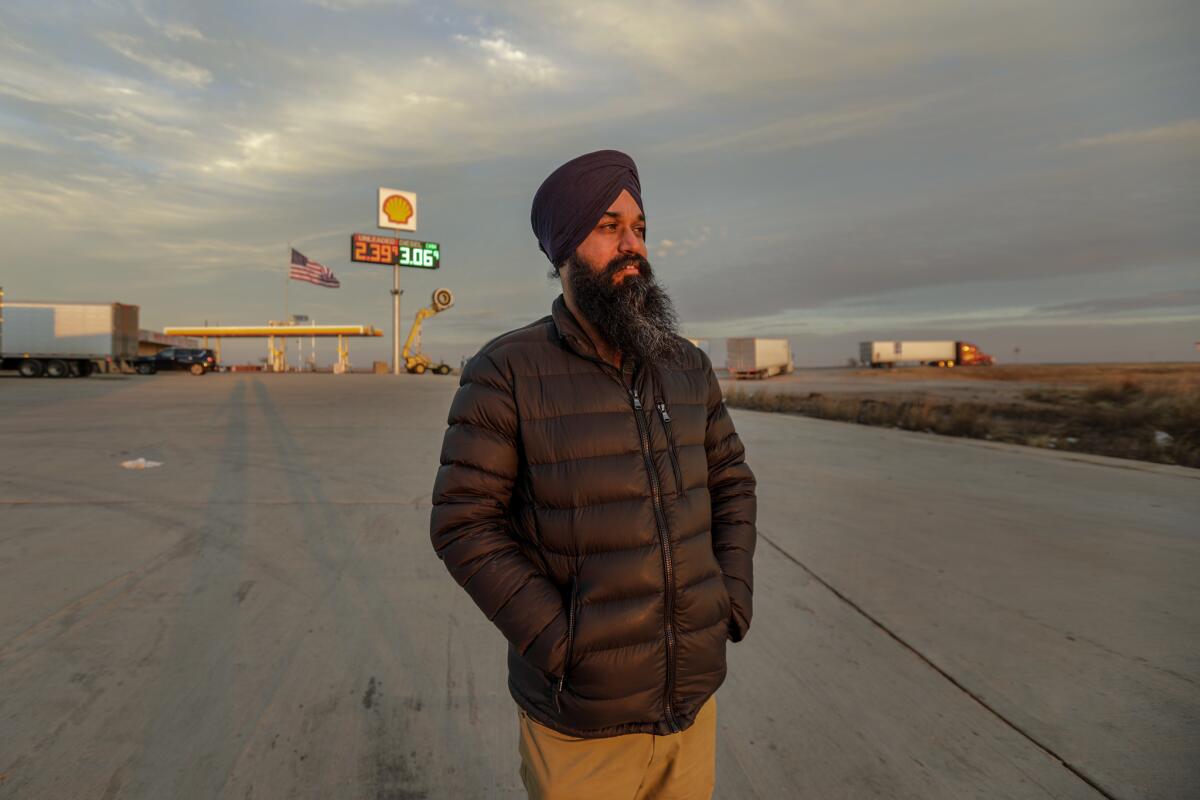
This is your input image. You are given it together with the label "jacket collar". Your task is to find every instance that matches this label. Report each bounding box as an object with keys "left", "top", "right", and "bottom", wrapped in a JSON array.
[{"left": 551, "top": 294, "right": 604, "bottom": 363}]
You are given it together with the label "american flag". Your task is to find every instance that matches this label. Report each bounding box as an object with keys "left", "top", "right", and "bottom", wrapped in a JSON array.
[{"left": 289, "top": 249, "right": 340, "bottom": 288}]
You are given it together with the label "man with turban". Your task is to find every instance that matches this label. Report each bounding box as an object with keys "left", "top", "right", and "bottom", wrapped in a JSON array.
[{"left": 431, "top": 150, "right": 757, "bottom": 798}]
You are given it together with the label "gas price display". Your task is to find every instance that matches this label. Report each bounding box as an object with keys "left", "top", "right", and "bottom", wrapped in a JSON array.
[{"left": 351, "top": 233, "right": 440, "bottom": 270}]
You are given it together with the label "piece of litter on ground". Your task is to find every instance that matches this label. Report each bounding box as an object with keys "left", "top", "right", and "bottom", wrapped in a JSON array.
[
  {"left": 1154, "top": 431, "right": 1173, "bottom": 447},
  {"left": 121, "top": 458, "right": 163, "bottom": 470}
]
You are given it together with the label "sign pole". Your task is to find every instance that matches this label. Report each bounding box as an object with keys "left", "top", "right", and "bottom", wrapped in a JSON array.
[
  {"left": 376, "top": 186, "right": 417, "bottom": 375},
  {"left": 392, "top": 263, "right": 402, "bottom": 375}
]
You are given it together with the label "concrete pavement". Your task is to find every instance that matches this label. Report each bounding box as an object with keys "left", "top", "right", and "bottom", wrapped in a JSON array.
[{"left": 0, "top": 373, "right": 1195, "bottom": 799}]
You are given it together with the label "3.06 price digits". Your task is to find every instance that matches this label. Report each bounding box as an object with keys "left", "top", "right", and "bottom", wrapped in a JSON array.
[{"left": 398, "top": 246, "right": 436, "bottom": 268}]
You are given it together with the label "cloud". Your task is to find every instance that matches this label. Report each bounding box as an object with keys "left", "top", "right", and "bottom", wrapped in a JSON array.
[
  {"left": 0, "top": 43, "right": 187, "bottom": 119},
  {"left": 454, "top": 32, "right": 560, "bottom": 86},
  {"left": 668, "top": 122, "right": 1200, "bottom": 324},
  {"left": 160, "top": 23, "right": 207, "bottom": 43},
  {"left": 468, "top": 0, "right": 1142, "bottom": 99},
  {"left": 133, "top": 7, "right": 211, "bottom": 42},
  {"left": 98, "top": 32, "right": 213, "bottom": 88},
  {"left": 303, "top": 0, "right": 409, "bottom": 9},
  {"left": 205, "top": 131, "right": 281, "bottom": 173},
  {"left": 0, "top": 127, "right": 56, "bottom": 153},
  {"left": 659, "top": 94, "right": 955, "bottom": 156},
  {"left": 1066, "top": 119, "right": 1200, "bottom": 149},
  {"left": 1036, "top": 289, "right": 1200, "bottom": 316},
  {"left": 655, "top": 227, "right": 710, "bottom": 260}
]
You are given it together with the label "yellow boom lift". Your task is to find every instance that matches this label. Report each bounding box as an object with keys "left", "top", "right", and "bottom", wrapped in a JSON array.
[{"left": 403, "top": 288, "right": 455, "bottom": 374}]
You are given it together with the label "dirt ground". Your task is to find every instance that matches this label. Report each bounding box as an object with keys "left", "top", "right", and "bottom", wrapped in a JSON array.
[
  {"left": 722, "top": 362, "right": 1198, "bottom": 400},
  {"left": 720, "top": 363, "right": 1200, "bottom": 468}
]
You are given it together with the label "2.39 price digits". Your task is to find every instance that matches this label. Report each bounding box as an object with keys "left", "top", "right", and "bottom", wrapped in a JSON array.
[{"left": 353, "top": 239, "right": 398, "bottom": 263}]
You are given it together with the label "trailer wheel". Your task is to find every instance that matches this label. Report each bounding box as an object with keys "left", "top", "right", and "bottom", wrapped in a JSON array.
[
  {"left": 45, "top": 359, "right": 70, "bottom": 378},
  {"left": 435, "top": 365, "right": 451, "bottom": 375},
  {"left": 18, "top": 359, "right": 44, "bottom": 378},
  {"left": 412, "top": 363, "right": 426, "bottom": 375},
  {"left": 69, "top": 360, "right": 94, "bottom": 377},
  {"left": 189, "top": 363, "right": 205, "bottom": 376}
]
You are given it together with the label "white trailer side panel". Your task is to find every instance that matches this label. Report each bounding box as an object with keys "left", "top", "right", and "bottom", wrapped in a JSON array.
[
  {"left": 896, "top": 341, "right": 956, "bottom": 362},
  {"left": 1, "top": 302, "right": 138, "bottom": 358},
  {"left": 727, "top": 337, "right": 792, "bottom": 376},
  {"left": 862, "top": 340, "right": 956, "bottom": 364}
]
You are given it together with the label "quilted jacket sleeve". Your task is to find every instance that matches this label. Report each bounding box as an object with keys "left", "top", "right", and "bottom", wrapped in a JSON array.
[
  {"left": 702, "top": 353, "right": 758, "bottom": 642},
  {"left": 430, "top": 353, "right": 568, "bottom": 676}
]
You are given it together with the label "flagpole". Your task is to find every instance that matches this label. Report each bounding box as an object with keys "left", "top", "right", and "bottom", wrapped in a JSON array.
[{"left": 283, "top": 243, "right": 290, "bottom": 372}]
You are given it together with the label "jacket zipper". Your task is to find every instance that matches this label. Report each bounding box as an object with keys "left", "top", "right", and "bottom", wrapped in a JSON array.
[
  {"left": 554, "top": 576, "right": 579, "bottom": 714},
  {"left": 556, "top": 346, "right": 680, "bottom": 732},
  {"left": 656, "top": 399, "right": 684, "bottom": 499},
  {"left": 631, "top": 387, "right": 680, "bottom": 733}
]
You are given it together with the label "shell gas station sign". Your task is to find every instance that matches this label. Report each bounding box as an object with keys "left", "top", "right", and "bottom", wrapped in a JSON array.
[{"left": 378, "top": 187, "right": 417, "bottom": 232}]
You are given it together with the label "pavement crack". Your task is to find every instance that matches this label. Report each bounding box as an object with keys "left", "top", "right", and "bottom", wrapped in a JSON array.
[{"left": 759, "top": 529, "right": 1119, "bottom": 800}]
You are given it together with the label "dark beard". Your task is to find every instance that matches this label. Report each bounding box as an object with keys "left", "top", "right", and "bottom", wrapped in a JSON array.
[{"left": 565, "top": 252, "right": 683, "bottom": 365}]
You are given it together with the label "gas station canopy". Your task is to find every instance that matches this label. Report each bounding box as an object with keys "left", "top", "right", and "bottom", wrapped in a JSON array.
[
  {"left": 163, "top": 325, "right": 382, "bottom": 338},
  {"left": 162, "top": 324, "right": 383, "bottom": 373}
]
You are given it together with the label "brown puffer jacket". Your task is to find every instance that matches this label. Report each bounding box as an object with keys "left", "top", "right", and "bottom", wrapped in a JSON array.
[{"left": 430, "top": 295, "right": 756, "bottom": 738}]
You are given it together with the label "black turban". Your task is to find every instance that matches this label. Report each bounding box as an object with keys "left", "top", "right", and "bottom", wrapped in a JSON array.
[{"left": 531, "top": 150, "right": 643, "bottom": 265}]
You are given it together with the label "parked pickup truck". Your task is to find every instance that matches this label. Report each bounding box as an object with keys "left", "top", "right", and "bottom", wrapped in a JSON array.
[{"left": 132, "top": 347, "right": 218, "bottom": 375}]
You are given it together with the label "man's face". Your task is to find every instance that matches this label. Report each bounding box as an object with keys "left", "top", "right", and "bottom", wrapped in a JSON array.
[
  {"left": 559, "top": 191, "right": 681, "bottom": 364},
  {"left": 572, "top": 189, "right": 648, "bottom": 284}
]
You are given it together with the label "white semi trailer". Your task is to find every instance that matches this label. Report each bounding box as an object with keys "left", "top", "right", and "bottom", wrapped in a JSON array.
[
  {"left": 727, "top": 337, "right": 794, "bottom": 379},
  {"left": 859, "top": 340, "right": 994, "bottom": 368},
  {"left": 0, "top": 294, "right": 139, "bottom": 377}
]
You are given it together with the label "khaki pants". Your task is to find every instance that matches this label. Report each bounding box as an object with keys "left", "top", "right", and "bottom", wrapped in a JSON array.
[{"left": 517, "top": 696, "right": 716, "bottom": 800}]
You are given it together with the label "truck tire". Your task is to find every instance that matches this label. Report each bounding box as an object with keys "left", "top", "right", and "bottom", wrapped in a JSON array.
[
  {"left": 69, "top": 360, "right": 95, "bottom": 377},
  {"left": 136, "top": 363, "right": 154, "bottom": 375},
  {"left": 412, "top": 363, "right": 426, "bottom": 375},
  {"left": 436, "top": 365, "right": 451, "bottom": 375},
  {"left": 45, "top": 359, "right": 70, "bottom": 378},
  {"left": 189, "top": 363, "right": 205, "bottom": 376},
  {"left": 18, "top": 359, "right": 44, "bottom": 378}
]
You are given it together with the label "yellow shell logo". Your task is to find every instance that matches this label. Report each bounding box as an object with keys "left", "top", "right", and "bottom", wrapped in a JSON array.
[{"left": 382, "top": 194, "right": 413, "bottom": 224}]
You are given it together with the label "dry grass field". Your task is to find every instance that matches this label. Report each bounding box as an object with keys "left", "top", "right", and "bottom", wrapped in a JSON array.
[{"left": 723, "top": 363, "right": 1200, "bottom": 468}]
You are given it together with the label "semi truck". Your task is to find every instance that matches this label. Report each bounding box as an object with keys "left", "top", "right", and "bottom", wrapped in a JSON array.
[
  {"left": 0, "top": 293, "right": 140, "bottom": 377},
  {"left": 859, "top": 340, "right": 994, "bottom": 368},
  {"left": 727, "top": 337, "right": 794, "bottom": 379}
]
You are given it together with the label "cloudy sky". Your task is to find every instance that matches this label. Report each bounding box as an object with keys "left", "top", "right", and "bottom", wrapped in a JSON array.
[{"left": 1, "top": 0, "right": 1197, "bottom": 366}]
